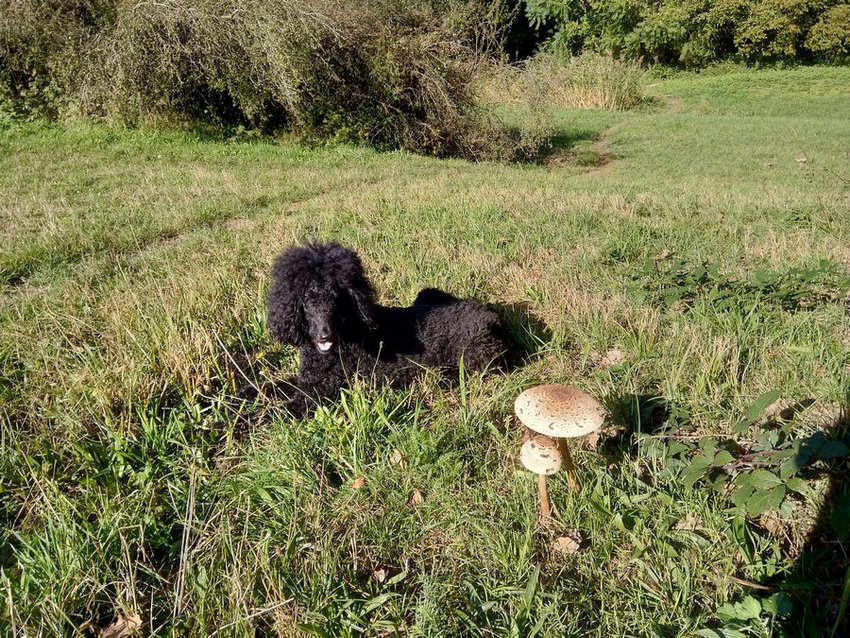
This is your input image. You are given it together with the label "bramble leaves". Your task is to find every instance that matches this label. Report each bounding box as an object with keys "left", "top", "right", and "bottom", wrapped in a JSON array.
[
  {"left": 629, "top": 259, "right": 850, "bottom": 315},
  {"left": 641, "top": 392, "right": 850, "bottom": 519}
]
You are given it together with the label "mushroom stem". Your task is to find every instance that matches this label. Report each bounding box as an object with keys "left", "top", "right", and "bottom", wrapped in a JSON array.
[
  {"left": 559, "top": 439, "right": 580, "bottom": 493},
  {"left": 537, "top": 474, "right": 551, "bottom": 518}
]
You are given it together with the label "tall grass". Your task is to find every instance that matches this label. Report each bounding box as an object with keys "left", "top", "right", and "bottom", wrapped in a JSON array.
[{"left": 482, "top": 52, "right": 648, "bottom": 111}]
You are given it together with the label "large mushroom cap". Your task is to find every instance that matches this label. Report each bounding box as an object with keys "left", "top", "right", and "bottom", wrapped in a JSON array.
[
  {"left": 515, "top": 385, "right": 605, "bottom": 438},
  {"left": 519, "top": 434, "right": 562, "bottom": 475}
]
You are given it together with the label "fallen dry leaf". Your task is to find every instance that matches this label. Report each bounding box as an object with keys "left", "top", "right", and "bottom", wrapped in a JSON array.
[
  {"left": 673, "top": 513, "right": 701, "bottom": 531},
  {"left": 599, "top": 348, "right": 625, "bottom": 367},
  {"left": 96, "top": 613, "right": 142, "bottom": 638},
  {"left": 760, "top": 512, "right": 787, "bottom": 539},
  {"left": 586, "top": 430, "right": 601, "bottom": 450},
  {"left": 408, "top": 489, "right": 424, "bottom": 506},
  {"left": 653, "top": 248, "right": 672, "bottom": 261},
  {"left": 764, "top": 397, "right": 795, "bottom": 421},
  {"left": 352, "top": 477, "right": 366, "bottom": 489},
  {"left": 552, "top": 534, "right": 582, "bottom": 554},
  {"left": 390, "top": 449, "right": 407, "bottom": 469}
]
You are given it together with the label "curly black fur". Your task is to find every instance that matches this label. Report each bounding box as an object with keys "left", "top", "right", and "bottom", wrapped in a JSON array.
[{"left": 266, "top": 242, "right": 510, "bottom": 416}]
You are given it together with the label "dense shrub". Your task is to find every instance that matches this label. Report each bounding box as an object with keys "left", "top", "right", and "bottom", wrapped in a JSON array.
[
  {"left": 523, "top": 0, "right": 850, "bottom": 65},
  {"left": 0, "top": 0, "right": 541, "bottom": 160}
]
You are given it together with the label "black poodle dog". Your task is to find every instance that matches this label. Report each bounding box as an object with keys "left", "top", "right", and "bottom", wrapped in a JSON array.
[{"left": 265, "top": 241, "right": 510, "bottom": 416}]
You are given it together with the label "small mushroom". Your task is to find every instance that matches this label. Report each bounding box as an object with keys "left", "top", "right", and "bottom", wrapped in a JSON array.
[
  {"left": 515, "top": 385, "right": 605, "bottom": 494},
  {"left": 519, "top": 433, "right": 562, "bottom": 518}
]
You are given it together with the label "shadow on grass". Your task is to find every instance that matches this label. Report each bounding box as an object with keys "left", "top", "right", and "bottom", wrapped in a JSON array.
[
  {"left": 772, "top": 403, "right": 850, "bottom": 636},
  {"left": 537, "top": 127, "right": 607, "bottom": 167},
  {"left": 597, "top": 392, "right": 684, "bottom": 457}
]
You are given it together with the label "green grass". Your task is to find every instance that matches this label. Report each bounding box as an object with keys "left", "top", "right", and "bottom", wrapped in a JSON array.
[
  {"left": 1, "top": 66, "right": 849, "bottom": 637},
  {"left": 650, "top": 66, "right": 850, "bottom": 119}
]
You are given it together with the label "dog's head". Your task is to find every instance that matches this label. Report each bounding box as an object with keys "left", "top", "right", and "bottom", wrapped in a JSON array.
[{"left": 267, "top": 242, "right": 376, "bottom": 353}]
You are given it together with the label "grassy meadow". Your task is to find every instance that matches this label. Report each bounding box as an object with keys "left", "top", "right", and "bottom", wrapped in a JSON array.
[{"left": 1, "top": 66, "right": 849, "bottom": 637}]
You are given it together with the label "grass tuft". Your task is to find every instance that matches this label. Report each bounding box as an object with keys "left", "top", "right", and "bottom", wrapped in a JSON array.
[{"left": 481, "top": 52, "right": 649, "bottom": 111}]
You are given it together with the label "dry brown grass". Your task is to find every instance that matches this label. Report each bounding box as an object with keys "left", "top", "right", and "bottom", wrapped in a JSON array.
[{"left": 480, "top": 52, "right": 648, "bottom": 111}]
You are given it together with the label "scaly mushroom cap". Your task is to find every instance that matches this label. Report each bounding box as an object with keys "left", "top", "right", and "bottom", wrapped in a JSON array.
[
  {"left": 519, "top": 434, "right": 562, "bottom": 475},
  {"left": 515, "top": 385, "right": 605, "bottom": 438}
]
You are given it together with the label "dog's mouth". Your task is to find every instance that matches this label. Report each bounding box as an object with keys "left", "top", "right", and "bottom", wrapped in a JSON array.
[{"left": 315, "top": 340, "right": 334, "bottom": 353}]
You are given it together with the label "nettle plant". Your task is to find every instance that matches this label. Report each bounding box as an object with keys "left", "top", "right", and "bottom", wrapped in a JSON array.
[
  {"left": 625, "top": 258, "right": 850, "bottom": 519},
  {"left": 628, "top": 258, "right": 850, "bottom": 313},
  {"left": 640, "top": 391, "right": 850, "bottom": 518}
]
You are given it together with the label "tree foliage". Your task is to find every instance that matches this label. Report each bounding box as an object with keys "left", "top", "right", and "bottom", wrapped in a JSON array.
[{"left": 524, "top": 0, "right": 850, "bottom": 65}]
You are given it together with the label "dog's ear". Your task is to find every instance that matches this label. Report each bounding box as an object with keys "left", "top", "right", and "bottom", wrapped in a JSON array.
[
  {"left": 267, "top": 250, "right": 310, "bottom": 346},
  {"left": 348, "top": 286, "right": 376, "bottom": 330},
  {"left": 268, "top": 286, "right": 308, "bottom": 345},
  {"left": 326, "top": 242, "right": 376, "bottom": 330}
]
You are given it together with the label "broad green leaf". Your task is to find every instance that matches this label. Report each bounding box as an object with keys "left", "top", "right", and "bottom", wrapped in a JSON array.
[
  {"left": 385, "top": 570, "right": 408, "bottom": 586},
  {"left": 731, "top": 485, "right": 755, "bottom": 508},
  {"left": 714, "top": 451, "right": 735, "bottom": 466},
  {"left": 747, "top": 469, "right": 783, "bottom": 490},
  {"left": 744, "top": 390, "right": 781, "bottom": 420},
  {"left": 689, "top": 453, "right": 714, "bottom": 471},
  {"left": 785, "top": 477, "right": 808, "bottom": 495},
  {"left": 733, "top": 472, "right": 753, "bottom": 487},
  {"left": 683, "top": 472, "right": 705, "bottom": 489},
  {"left": 798, "top": 432, "right": 827, "bottom": 464},
  {"left": 668, "top": 441, "right": 692, "bottom": 456},
  {"left": 741, "top": 595, "right": 763, "bottom": 618},
  {"left": 700, "top": 438, "right": 719, "bottom": 453},
  {"left": 745, "top": 484, "right": 786, "bottom": 516},
  {"left": 732, "top": 418, "right": 751, "bottom": 434},
  {"left": 675, "top": 529, "right": 712, "bottom": 548},
  {"left": 762, "top": 592, "right": 792, "bottom": 616},
  {"left": 254, "top": 486, "right": 275, "bottom": 506},
  {"left": 364, "top": 593, "right": 395, "bottom": 614},
  {"left": 613, "top": 513, "right": 637, "bottom": 532},
  {"left": 733, "top": 389, "right": 781, "bottom": 433},
  {"left": 713, "top": 474, "right": 729, "bottom": 493},
  {"left": 716, "top": 595, "right": 762, "bottom": 621},
  {"left": 779, "top": 456, "right": 805, "bottom": 479}
]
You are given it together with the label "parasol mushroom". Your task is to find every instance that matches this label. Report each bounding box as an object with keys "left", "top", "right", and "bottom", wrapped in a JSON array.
[{"left": 515, "top": 385, "right": 605, "bottom": 496}]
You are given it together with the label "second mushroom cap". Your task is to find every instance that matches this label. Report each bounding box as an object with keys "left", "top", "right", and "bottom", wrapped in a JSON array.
[{"left": 519, "top": 434, "right": 562, "bottom": 475}]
